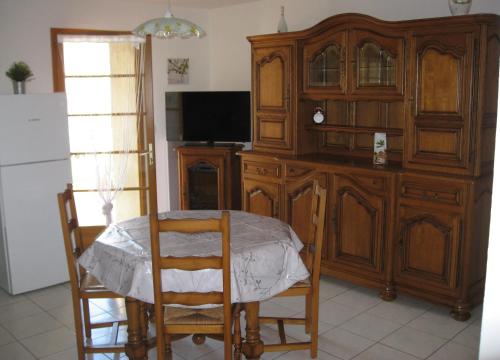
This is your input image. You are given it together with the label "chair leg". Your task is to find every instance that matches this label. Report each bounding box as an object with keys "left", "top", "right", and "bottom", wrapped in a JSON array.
[
  {"left": 73, "top": 298, "right": 86, "bottom": 360},
  {"left": 305, "top": 294, "right": 312, "bottom": 334},
  {"left": 233, "top": 305, "right": 242, "bottom": 360},
  {"left": 310, "top": 294, "right": 319, "bottom": 359},
  {"left": 81, "top": 298, "right": 92, "bottom": 338}
]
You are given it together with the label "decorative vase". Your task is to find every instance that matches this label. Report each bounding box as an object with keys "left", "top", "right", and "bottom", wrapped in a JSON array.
[
  {"left": 448, "top": 0, "right": 472, "bottom": 16},
  {"left": 277, "top": 6, "right": 288, "bottom": 33},
  {"left": 12, "top": 81, "right": 25, "bottom": 94}
]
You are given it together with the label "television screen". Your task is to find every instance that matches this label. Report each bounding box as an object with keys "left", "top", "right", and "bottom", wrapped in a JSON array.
[{"left": 165, "top": 91, "right": 251, "bottom": 143}]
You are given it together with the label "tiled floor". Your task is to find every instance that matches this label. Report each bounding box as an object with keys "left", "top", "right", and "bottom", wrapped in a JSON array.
[{"left": 0, "top": 276, "right": 482, "bottom": 359}]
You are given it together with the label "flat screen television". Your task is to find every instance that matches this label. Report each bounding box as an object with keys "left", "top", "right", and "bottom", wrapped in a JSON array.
[{"left": 165, "top": 91, "right": 251, "bottom": 143}]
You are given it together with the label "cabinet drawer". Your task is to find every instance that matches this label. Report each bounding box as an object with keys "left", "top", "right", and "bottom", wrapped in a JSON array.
[
  {"left": 285, "top": 164, "right": 313, "bottom": 179},
  {"left": 243, "top": 160, "right": 281, "bottom": 179},
  {"left": 400, "top": 176, "right": 465, "bottom": 207}
]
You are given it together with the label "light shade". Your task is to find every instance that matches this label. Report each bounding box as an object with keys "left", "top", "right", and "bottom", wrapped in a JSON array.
[{"left": 133, "top": 10, "right": 206, "bottom": 39}]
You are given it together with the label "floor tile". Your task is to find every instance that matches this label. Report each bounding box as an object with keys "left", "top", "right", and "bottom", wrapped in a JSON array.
[
  {"left": 427, "top": 341, "right": 479, "bottom": 360},
  {"left": 0, "top": 288, "right": 26, "bottom": 306},
  {"left": 0, "top": 324, "right": 16, "bottom": 346},
  {"left": 340, "top": 313, "right": 401, "bottom": 341},
  {"left": 269, "top": 294, "right": 305, "bottom": 311},
  {"left": 20, "top": 326, "right": 76, "bottom": 358},
  {"left": 353, "top": 343, "right": 419, "bottom": 360},
  {"left": 366, "top": 297, "right": 429, "bottom": 325},
  {"left": 2, "top": 311, "right": 63, "bottom": 340},
  {"left": 274, "top": 348, "right": 343, "bottom": 359},
  {"left": 168, "top": 335, "right": 223, "bottom": 360},
  {"left": 47, "top": 304, "right": 76, "bottom": 330},
  {"left": 27, "top": 286, "right": 73, "bottom": 312},
  {"left": 278, "top": 319, "right": 334, "bottom": 342},
  {"left": 0, "top": 299, "right": 44, "bottom": 323},
  {"left": 91, "top": 298, "right": 125, "bottom": 314},
  {"left": 260, "top": 300, "right": 300, "bottom": 318},
  {"left": 330, "top": 287, "right": 382, "bottom": 312},
  {"left": 319, "top": 277, "right": 353, "bottom": 301},
  {"left": 407, "top": 308, "right": 469, "bottom": 339},
  {"left": 452, "top": 324, "right": 482, "bottom": 350},
  {"left": 316, "top": 299, "right": 364, "bottom": 327},
  {"left": 0, "top": 341, "right": 36, "bottom": 359},
  {"left": 39, "top": 347, "right": 78, "bottom": 360},
  {"left": 380, "top": 326, "right": 447, "bottom": 359},
  {"left": 318, "top": 327, "right": 375, "bottom": 360}
]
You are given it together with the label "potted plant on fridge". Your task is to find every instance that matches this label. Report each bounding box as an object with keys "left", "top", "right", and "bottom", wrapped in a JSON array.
[{"left": 5, "top": 61, "right": 34, "bottom": 94}]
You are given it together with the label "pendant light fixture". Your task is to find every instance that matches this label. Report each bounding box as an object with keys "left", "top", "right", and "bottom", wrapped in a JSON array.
[{"left": 133, "top": 0, "right": 206, "bottom": 39}]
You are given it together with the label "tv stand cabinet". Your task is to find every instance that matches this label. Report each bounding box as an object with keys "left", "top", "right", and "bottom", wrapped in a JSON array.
[{"left": 177, "top": 145, "right": 243, "bottom": 210}]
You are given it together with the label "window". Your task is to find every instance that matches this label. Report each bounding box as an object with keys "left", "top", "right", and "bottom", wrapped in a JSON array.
[{"left": 51, "top": 29, "right": 149, "bottom": 225}]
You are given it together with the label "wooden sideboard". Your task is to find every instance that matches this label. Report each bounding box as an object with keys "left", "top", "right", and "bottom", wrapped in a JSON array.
[
  {"left": 178, "top": 145, "right": 242, "bottom": 210},
  {"left": 240, "top": 13, "right": 500, "bottom": 320}
]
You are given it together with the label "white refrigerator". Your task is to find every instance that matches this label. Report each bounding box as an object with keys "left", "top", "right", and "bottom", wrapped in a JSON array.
[{"left": 0, "top": 93, "right": 72, "bottom": 294}]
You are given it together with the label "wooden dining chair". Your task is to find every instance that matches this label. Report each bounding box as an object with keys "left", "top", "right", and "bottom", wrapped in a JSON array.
[
  {"left": 257, "top": 181, "right": 327, "bottom": 358},
  {"left": 150, "top": 211, "right": 237, "bottom": 360},
  {"left": 57, "top": 184, "right": 127, "bottom": 360}
]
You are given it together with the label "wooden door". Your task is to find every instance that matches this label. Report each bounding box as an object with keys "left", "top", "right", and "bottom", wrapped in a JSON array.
[
  {"left": 242, "top": 178, "right": 281, "bottom": 219},
  {"left": 252, "top": 44, "right": 294, "bottom": 152},
  {"left": 406, "top": 29, "right": 478, "bottom": 175},
  {"left": 302, "top": 28, "right": 347, "bottom": 96},
  {"left": 349, "top": 28, "right": 405, "bottom": 97},
  {"left": 395, "top": 205, "right": 462, "bottom": 294},
  {"left": 328, "top": 173, "right": 387, "bottom": 277},
  {"left": 178, "top": 154, "right": 225, "bottom": 210},
  {"left": 284, "top": 170, "right": 327, "bottom": 247}
]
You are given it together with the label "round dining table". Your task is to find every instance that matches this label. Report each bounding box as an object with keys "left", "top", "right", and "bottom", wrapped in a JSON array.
[{"left": 78, "top": 210, "right": 310, "bottom": 359}]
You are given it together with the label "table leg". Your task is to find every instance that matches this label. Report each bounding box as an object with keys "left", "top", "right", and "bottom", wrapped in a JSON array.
[
  {"left": 241, "top": 301, "right": 264, "bottom": 359},
  {"left": 125, "top": 297, "right": 148, "bottom": 360}
]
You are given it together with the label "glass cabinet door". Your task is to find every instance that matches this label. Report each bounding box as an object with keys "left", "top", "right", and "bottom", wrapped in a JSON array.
[
  {"left": 309, "top": 44, "right": 341, "bottom": 87},
  {"left": 357, "top": 42, "right": 396, "bottom": 87},
  {"left": 350, "top": 29, "right": 404, "bottom": 96},
  {"left": 303, "top": 30, "right": 347, "bottom": 95}
]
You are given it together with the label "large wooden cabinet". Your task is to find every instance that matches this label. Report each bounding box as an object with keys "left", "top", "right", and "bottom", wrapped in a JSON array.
[{"left": 242, "top": 13, "right": 500, "bottom": 320}]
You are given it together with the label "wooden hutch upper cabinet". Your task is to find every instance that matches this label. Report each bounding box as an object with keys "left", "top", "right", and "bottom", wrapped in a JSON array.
[
  {"left": 405, "top": 27, "right": 478, "bottom": 175},
  {"left": 241, "top": 13, "right": 499, "bottom": 320},
  {"left": 302, "top": 26, "right": 405, "bottom": 98},
  {"left": 251, "top": 42, "right": 295, "bottom": 154}
]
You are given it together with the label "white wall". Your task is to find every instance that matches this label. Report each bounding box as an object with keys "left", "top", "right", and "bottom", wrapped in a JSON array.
[{"left": 0, "top": 0, "right": 211, "bottom": 212}]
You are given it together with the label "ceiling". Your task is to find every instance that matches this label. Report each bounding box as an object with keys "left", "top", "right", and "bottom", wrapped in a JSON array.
[{"left": 168, "top": 0, "right": 261, "bottom": 9}]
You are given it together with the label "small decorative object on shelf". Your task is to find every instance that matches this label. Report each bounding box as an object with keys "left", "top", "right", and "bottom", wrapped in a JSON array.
[
  {"left": 373, "top": 132, "right": 387, "bottom": 165},
  {"left": 448, "top": 0, "right": 472, "bottom": 16},
  {"left": 277, "top": 6, "right": 288, "bottom": 33},
  {"left": 313, "top": 107, "right": 325, "bottom": 124},
  {"left": 5, "top": 61, "right": 33, "bottom": 94}
]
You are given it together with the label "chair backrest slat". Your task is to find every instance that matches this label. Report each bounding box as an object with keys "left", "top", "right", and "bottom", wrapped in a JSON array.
[
  {"left": 162, "top": 291, "right": 224, "bottom": 306},
  {"left": 159, "top": 256, "right": 222, "bottom": 270},
  {"left": 158, "top": 218, "right": 222, "bottom": 233}
]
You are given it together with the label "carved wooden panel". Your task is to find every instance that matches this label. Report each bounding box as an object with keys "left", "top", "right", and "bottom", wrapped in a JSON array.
[
  {"left": 254, "top": 114, "right": 289, "bottom": 147},
  {"left": 414, "top": 126, "right": 462, "bottom": 160},
  {"left": 419, "top": 49, "right": 460, "bottom": 114},
  {"left": 396, "top": 206, "right": 461, "bottom": 291},
  {"left": 254, "top": 47, "right": 290, "bottom": 112},
  {"left": 243, "top": 178, "right": 280, "bottom": 219},
  {"left": 330, "top": 174, "right": 385, "bottom": 274}
]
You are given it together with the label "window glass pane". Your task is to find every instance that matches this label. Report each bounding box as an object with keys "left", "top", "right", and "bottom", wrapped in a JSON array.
[
  {"left": 74, "top": 190, "right": 140, "bottom": 225},
  {"left": 71, "top": 154, "right": 140, "bottom": 189},
  {"left": 68, "top": 115, "right": 138, "bottom": 153},
  {"left": 63, "top": 42, "right": 111, "bottom": 76},
  {"left": 65, "top": 77, "right": 136, "bottom": 115}
]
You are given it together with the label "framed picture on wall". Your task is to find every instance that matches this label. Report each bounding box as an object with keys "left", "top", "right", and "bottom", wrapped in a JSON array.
[{"left": 168, "top": 58, "right": 189, "bottom": 84}]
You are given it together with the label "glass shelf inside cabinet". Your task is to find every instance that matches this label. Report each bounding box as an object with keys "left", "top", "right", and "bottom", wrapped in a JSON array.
[
  {"left": 309, "top": 44, "right": 341, "bottom": 87},
  {"left": 357, "top": 42, "right": 395, "bottom": 87}
]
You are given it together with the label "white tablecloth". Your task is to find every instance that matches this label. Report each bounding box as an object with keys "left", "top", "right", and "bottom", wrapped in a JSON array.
[{"left": 78, "top": 210, "right": 309, "bottom": 304}]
